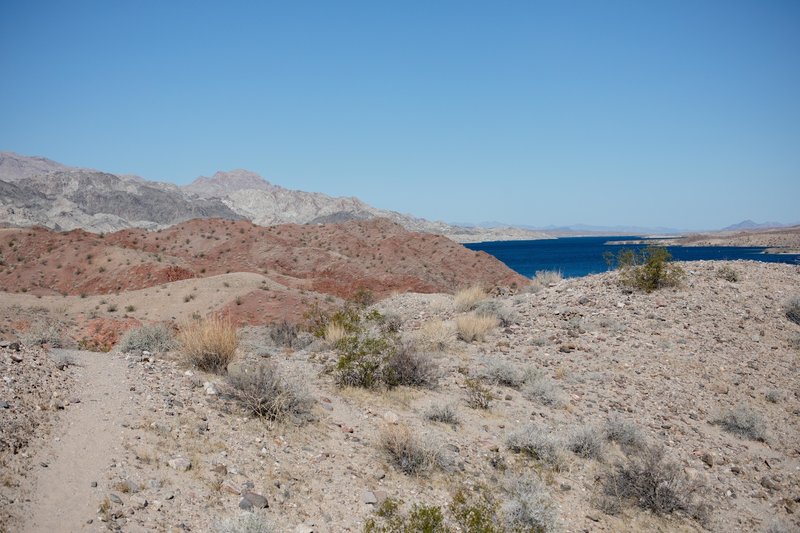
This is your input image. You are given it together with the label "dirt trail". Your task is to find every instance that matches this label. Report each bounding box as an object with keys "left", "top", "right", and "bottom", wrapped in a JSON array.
[{"left": 21, "top": 349, "right": 131, "bottom": 533}]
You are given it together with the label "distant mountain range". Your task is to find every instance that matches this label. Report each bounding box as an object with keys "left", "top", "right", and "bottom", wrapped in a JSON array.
[
  {"left": 0, "top": 152, "right": 548, "bottom": 242},
  {"left": 720, "top": 220, "right": 794, "bottom": 232}
]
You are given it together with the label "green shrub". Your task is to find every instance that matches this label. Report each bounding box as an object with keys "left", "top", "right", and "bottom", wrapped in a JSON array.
[
  {"left": 117, "top": 323, "right": 175, "bottom": 353},
  {"left": 365, "top": 498, "right": 448, "bottom": 533},
  {"left": 609, "top": 246, "right": 684, "bottom": 292}
]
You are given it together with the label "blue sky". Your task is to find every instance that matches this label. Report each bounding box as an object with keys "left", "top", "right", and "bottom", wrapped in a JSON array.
[{"left": 1, "top": 1, "right": 798, "bottom": 229}]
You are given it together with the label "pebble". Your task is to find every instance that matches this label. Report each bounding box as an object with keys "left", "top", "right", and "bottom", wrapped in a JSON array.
[
  {"left": 242, "top": 491, "right": 269, "bottom": 509},
  {"left": 363, "top": 491, "right": 377, "bottom": 504},
  {"left": 167, "top": 457, "right": 192, "bottom": 471}
]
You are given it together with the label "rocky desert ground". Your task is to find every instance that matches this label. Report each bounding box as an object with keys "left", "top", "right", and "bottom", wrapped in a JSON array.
[{"left": 1, "top": 244, "right": 799, "bottom": 532}]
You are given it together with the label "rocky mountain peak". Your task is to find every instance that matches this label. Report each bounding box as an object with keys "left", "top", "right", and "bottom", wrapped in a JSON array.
[{"left": 183, "top": 169, "right": 274, "bottom": 198}]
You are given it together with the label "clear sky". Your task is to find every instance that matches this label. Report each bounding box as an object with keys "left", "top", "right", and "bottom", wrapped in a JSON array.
[{"left": 1, "top": 1, "right": 798, "bottom": 229}]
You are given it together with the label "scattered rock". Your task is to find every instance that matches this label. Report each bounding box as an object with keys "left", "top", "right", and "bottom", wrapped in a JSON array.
[
  {"left": 167, "top": 457, "right": 192, "bottom": 472},
  {"left": 363, "top": 491, "right": 377, "bottom": 504},
  {"left": 241, "top": 491, "right": 269, "bottom": 509}
]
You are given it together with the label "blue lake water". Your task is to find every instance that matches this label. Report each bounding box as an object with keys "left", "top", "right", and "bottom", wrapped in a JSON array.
[{"left": 465, "top": 236, "right": 800, "bottom": 278}]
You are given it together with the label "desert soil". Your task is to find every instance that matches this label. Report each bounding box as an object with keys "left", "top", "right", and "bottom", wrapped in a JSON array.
[{"left": 1, "top": 259, "right": 799, "bottom": 533}]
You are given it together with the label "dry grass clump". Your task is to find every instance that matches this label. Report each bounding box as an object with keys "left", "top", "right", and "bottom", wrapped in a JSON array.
[
  {"left": 473, "top": 299, "right": 519, "bottom": 327},
  {"left": 225, "top": 364, "right": 309, "bottom": 422},
  {"left": 455, "top": 313, "right": 498, "bottom": 343},
  {"left": 527, "top": 270, "right": 563, "bottom": 292},
  {"left": 178, "top": 315, "right": 238, "bottom": 373},
  {"left": 598, "top": 445, "right": 708, "bottom": 521},
  {"left": 506, "top": 425, "right": 566, "bottom": 470},
  {"left": 604, "top": 417, "right": 646, "bottom": 452},
  {"left": 380, "top": 424, "right": 440, "bottom": 476},
  {"left": 784, "top": 296, "right": 800, "bottom": 325},
  {"left": 712, "top": 404, "right": 768, "bottom": 442},
  {"left": 482, "top": 360, "right": 529, "bottom": 389},
  {"left": 117, "top": 323, "right": 175, "bottom": 353},
  {"left": 213, "top": 512, "right": 275, "bottom": 533},
  {"left": 567, "top": 425, "right": 605, "bottom": 461},
  {"left": 417, "top": 319, "right": 455, "bottom": 352},
  {"left": 323, "top": 322, "right": 348, "bottom": 344},
  {"left": 501, "top": 476, "right": 559, "bottom": 533},
  {"left": 21, "top": 318, "right": 63, "bottom": 348},
  {"left": 522, "top": 373, "right": 567, "bottom": 408},
  {"left": 425, "top": 404, "right": 460, "bottom": 427},
  {"left": 454, "top": 285, "right": 486, "bottom": 312}
]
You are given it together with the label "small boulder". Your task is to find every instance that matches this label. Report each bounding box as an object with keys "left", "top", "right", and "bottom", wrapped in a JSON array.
[{"left": 167, "top": 457, "right": 192, "bottom": 472}]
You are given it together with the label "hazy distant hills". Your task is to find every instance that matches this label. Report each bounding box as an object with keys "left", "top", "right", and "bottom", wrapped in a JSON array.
[
  {"left": 0, "top": 152, "right": 548, "bottom": 242},
  {"left": 720, "top": 220, "right": 793, "bottom": 232}
]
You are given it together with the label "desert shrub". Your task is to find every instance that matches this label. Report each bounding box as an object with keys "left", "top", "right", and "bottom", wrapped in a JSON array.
[
  {"left": 567, "top": 425, "right": 605, "bottom": 461},
  {"left": 527, "top": 270, "right": 563, "bottom": 293},
  {"left": 784, "top": 296, "right": 800, "bottom": 325},
  {"left": 178, "top": 315, "right": 238, "bottom": 373},
  {"left": 426, "top": 404, "right": 460, "bottom": 427},
  {"left": 454, "top": 285, "right": 486, "bottom": 312},
  {"left": 455, "top": 313, "right": 498, "bottom": 342},
  {"left": 417, "top": 319, "right": 455, "bottom": 352},
  {"left": 269, "top": 320, "right": 297, "bottom": 348},
  {"left": 599, "top": 445, "right": 708, "bottom": 521},
  {"left": 473, "top": 299, "right": 518, "bottom": 327},
  {"left": 214, "top": 512, "right": 275, "bottom": 533},
  {"left": 383, "top": 341, "right": 439, "bottom": 388},
  {"left": 379, "top": 312, "right": 403, "bottom": 334},
  {"left": 334, "top": 334, "right": 393, "bottom": 388},
  {"left": 764, "top": 389, "right": 783, "bottom": 404},
  {"left": 117, "top": 323, "right": 175, "bottom": 353},
  {"left": 610, "top": 246, "right": 684, "bottom": 293},
  {"left": 380, "top": 424, "right": 440, "bottom": 476},
  {"left": 482, "top": 360, "right": 526, "bottom": 389},
  {"left": 522, "top": 373, "right": 567, "bottom": 408},
  {"left": 716, "top": 265, "right": 739, "bottom": 282},
  {"left": 465, "top": 378, "right": 493, "bottom": 409},
  {"left": 712, "top": 405, "right": 768, "bottom": 441},
  {"left": 364, "top": 498, "right": 447, "bottom": 533},
  {"left": 501, "top": 477, "right": 558, "bottom": 533},
  {"left": 506, "top": 425, "right": 566, "bottom": 470},
  {"left": 21, "top": 319, "right": 63, "bottom": 348},
  {"left": 225, "top": 363, "right": 308, "bottom": 421},
  {"left": 604, "top": 417, "right": 646, "bottom": 452},
  {"left": 351, "top": 287, "right": 376, "bottom": 308}
]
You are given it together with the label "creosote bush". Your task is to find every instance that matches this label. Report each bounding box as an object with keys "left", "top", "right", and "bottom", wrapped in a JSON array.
[
  {"left": 454, "top": 285, "right": 486, "bottom": 312},
  {"left": 117, "top": 323, "right": 175, "bottom": 353},
  {"left": 455, "top": 313, "right": 498, "bottom": 343},
  {"left": 225, "top": 363, "right": 308, "bottom": 421},
  {"left": 608, "top": 246, "right": 684, "bottom": 293},
  {"left": 712, "top": 404, "right": 768, "bottom": 442},
  {"left": 178, "top": 315, "right": 238, "bottom": 373},
  {"left": 598, "top": 445, "right": 708, "bottom": 521}
]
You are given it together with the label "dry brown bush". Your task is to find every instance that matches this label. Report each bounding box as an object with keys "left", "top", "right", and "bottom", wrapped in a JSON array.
[
  {"left": 455, "top": 313, "right": 498, "bottom": 342},
  {"left": 178, "top": 315, "right": 238, "bottom": 373},
  {"left": 454, "top": 285, "right": 486, "bottom": 312}
]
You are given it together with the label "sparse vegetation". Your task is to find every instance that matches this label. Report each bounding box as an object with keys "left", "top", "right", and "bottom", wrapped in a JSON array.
[
  {"left": 425, "top": 404, "right": 460, "bottom": 427},
  {"left": 567, "top": 425, "right": 605, "bottom": 460},
  {"left": 712, "top": 404, "right": 768, "bottom": 441},
  {"left": 214, "top": 512, "right": 276, "bottom": 533},
  {"left": 464, "top": 378, "right": 493, "bottom": 409},
  {"left": 178, "top": 315, "right": 238, "bottom": 373},
  {"left": 417, "top": 319, "right": 455, "bottom": 352},
  {"left": 117, "top": 323, "right": 175, "bottom": 353},
  {"left": 21, "top": 319, "right": 63, "bottom": 347},
  {"left": 454, "top": 285, "right": 486, "bottom": 312},
  {"left": 784, "top": 296, "right": 800, "bottom": 325},
  {"left": 528, "top": 270, "right": 562, "bottom": 292},
  {"left": 716, "top": 265, "right": 739, "bottom": 282},
  {"left": 473, "top": 299, "right": 518, "bottom": 327},
  {"left": 269, "top": 320, "right": 298, "bottom": 348},
  {"left": 506, "top": 425, "right": 566, "bottom": 470},
  {"left": 225, "top": 363, "right": 308, "bottom": 421},
  {"left": 380, "top": 424, "right": 440, "bottom": 476},
  {"left": 598, "top": 445, "right": 708, "bottom": 521},
  {"left": 609, "top": 245, "right": 684, "bottom": 292},
  {"left": 364, "top": 498, "right": 447, "bottom": 533},
  {"left": 482, "top": 360, "right": 527, "bottom": 389},
  {"left": 455, "top": 313, "right": 497, "bottom": 342},
  {"left": 604, "top": 416, "right": 646, "bottom": 452},
  {"left": 501, "top": 476, "right": 558, "bottom": 533},
  {"left": 521, "top": 373, "right": 567, "bottom": 408}
]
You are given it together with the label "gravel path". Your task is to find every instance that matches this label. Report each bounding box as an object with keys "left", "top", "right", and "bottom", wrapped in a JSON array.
[{"left": 21, "top": 349, "right": 131, "bottom": 533}]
